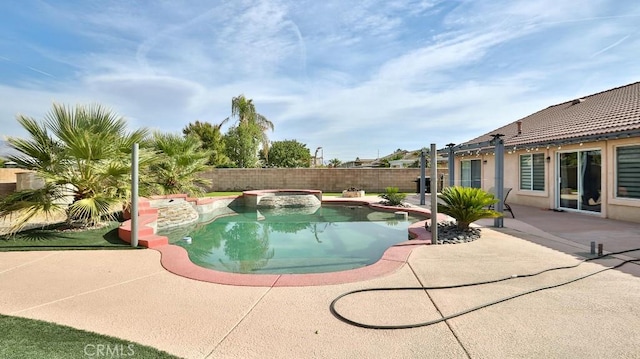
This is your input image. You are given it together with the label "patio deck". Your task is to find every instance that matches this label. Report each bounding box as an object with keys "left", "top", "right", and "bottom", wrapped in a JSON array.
[{"left": 1, "top": 199, "right": 639, "bottom": 358}]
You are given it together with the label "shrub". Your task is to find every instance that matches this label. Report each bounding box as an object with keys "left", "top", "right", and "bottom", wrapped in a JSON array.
[
  {"left": 380, "top": 187, "right": 406, "bottom": 206},
  {"left": 437, "top": 186, "right": 502, "bottom": 230}
]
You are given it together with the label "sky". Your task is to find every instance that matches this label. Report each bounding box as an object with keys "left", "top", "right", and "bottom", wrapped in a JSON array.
[{"left": 1, "top": 0, "right": 639, "bottom": 162}]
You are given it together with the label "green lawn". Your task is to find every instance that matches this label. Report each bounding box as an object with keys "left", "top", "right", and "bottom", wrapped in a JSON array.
[
  {"left": 0, "top": 314, "right": 180, "bottom": 359},
  {"left": 0, "top": 222, "right": 137, "bottom": 251},
  {"left": 204, "top": 191, "right": 242, "bottom": 197}
]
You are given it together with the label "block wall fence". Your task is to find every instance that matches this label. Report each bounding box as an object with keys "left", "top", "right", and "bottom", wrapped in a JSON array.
[
  {"left": 198, "top": 168, "right": 449, "bottom": 193},
  {"left": 0, "top": 168, "right": 450, "bottom": 196}
]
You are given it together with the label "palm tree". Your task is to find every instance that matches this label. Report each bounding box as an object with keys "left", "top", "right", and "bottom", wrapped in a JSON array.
[
  {"left": 147, "top": 132, "right": 212, "bottom": 196},
  {"left": 1, "top": 103, "right": 148, "bottom": 233},
  {"left": 231, "top": 95, "right": 274, "bottom": 164},
  {"left": 328, "top": 158, "right": 342, "bottom": 168}
]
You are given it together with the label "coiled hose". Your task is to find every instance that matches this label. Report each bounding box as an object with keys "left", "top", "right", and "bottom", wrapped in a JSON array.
[{"left": 330, "top": 248, "right": 640, "bottom": 329}]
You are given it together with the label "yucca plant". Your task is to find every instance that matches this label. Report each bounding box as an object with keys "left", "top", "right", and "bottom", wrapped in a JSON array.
[
  {"left": 380, "top": 187, "right": 406, "bottom": 206},
  {"left": 437, "top": 186, "right": 502, "bottom": 230}
]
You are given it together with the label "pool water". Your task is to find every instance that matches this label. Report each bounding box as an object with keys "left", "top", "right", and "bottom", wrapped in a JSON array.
[{"left": 164, "top": 204, "right": 422, "bottom": 274}]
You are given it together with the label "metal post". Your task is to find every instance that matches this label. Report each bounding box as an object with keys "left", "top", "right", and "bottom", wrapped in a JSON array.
[
  {"left": 430, "top": 143, "right": 438, "bottom": 245},
  {"left": 131, "top": 143, "right": 139, "bottom": 247},
  {"left": 446, "top": 143, "right": 455, "bottom": 187},
  {"left": 420, "top": 148, "right": 426, "bottom": 205},
  {"left": 492, "top": 134, "right": 504, "bottom": 228}
]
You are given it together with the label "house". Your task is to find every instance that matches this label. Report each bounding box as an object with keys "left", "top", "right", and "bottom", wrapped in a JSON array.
[{"left": 449, "top": 82, "right": 640, "bottom": 223}]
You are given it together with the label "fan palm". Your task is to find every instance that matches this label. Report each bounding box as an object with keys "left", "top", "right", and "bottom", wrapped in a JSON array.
[
  {"left": 147, "top": 132, "right": 212, "bottom": 196},
  {"left": 1, "top": 103, "right": 148, "bottom": 234}
]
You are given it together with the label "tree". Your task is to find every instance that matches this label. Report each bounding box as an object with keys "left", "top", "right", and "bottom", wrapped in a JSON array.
[
  {"left": 230, "top": 95, "right": 274, "bottom": 165},
  {"left": 264, "top": 140, "right": 311, "bottom": 168},
  {"left": 224, "top": 124, "right": 262, "bottom": 168},
  {"left": 147, "top": 132, "right": 211, "bottom": 196},
  {"left": 328, "top": 158, "right": 342, "bottom": 168},
  {"left": 182, "top": 120, "right": 230, "bottom": 167},
  {"left": 0, "top": 103, "right": 148, "bottom": 233}
]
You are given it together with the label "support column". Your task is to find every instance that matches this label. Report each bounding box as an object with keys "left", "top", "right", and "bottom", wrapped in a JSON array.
[
  {"left": 430, "top": 143, "right": 438, "bottom": 245},
  {"left": 446, "top": 143, "right": 455, "bottom": 187},
  {"left": 492, "top": 134, "right": 504, "bottom": 228},
  {"left": 131, "top": 143, "right": 139, "bottom": 247},
  {"left": 420, "top": 148, "right": 426, "bottom": 205}
]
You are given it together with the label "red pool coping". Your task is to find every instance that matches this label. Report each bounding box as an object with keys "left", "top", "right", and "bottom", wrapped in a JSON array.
[{"left": 153, "top": 239, "right": 432, "bottom": 287}]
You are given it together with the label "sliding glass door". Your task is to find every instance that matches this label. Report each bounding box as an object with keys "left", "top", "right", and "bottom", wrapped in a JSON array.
[
  {"left": 461, "top": 160, "right": 481, "bottom": 188},
  {"left": 557, "top": 150, "right": 601, "bottom": 212}
]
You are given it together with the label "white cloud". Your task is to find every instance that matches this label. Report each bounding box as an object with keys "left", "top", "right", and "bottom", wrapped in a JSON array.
[{"left": 1, "top": 0, "right": 639, "bottom": 160}]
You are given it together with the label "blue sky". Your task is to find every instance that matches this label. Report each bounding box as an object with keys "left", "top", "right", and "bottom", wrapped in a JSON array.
[{"left": 1, "top": 0, "right": 639, "bottom": 162}]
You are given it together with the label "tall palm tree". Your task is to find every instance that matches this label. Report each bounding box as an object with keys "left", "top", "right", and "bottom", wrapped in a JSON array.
[
  {"left": 231, "top": 95, "right": 274, "bottom": 163},
  {"left": 0, "top": 103, "right": 148, "bottom": 233},
  {"left": 147, "top": 132, "right": 211, "bottom": 196}
]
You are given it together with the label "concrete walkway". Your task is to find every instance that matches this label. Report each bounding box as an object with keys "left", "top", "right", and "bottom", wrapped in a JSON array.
[{"left": 1, "top": 200, "right": 640, "bottom": 358}]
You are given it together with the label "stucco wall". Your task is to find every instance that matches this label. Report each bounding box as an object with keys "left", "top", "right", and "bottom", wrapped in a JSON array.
[
  {"left": 0, "top": 168, "right": 30, "bottom": 183},
  {"left": 198, "top": 168, "right": 447, "bottom": 193},
  {"left": 453, "top": 137, "right": 640, "bottom": 223},
  {"left": 0, "top": 169, "right": 32, "bottom": 196}
]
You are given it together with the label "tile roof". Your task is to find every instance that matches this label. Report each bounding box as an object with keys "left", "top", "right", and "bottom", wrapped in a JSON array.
[{"left": 459, "top": 81, "right": 640, "bottom": 149}]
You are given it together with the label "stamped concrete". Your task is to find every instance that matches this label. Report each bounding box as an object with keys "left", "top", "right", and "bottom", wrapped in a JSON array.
[{"left": 1, "top": 200, "right": 640, "bottom": 358}]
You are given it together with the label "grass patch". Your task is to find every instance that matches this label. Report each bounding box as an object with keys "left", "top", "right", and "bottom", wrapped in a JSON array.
[
  {"left": 204, "top": 191, "right": 242, "bottom": 197},
  {"left": 0, "top": 222, "right": 137, "bottom": 252},
  {"left": 322, "top": 192, "right": 383, "bottom": 197},
  {"left": 0, "top": 314, "right": 179, "bottom": 359}
]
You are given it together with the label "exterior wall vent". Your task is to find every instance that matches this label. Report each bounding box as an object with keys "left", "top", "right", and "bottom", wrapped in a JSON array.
[{"left": 571, "top": 98, "right": 585, "bottom": 105}]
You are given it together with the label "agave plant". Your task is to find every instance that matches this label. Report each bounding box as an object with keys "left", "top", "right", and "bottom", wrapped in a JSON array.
[
  {"left": 1, "top": 103, "right": 148, "bottom": 233},
  {"left": 437, "top": 186, "right": 502, "bottom": 230}
]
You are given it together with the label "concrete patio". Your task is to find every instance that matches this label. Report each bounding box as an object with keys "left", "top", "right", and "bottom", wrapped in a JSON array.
[{"left": 1, "top": 200, "right": 639, "bottom": 358}]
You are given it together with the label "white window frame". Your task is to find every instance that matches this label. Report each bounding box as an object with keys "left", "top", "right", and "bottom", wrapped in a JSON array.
[{"left": 519, "top": 153, "right": 545, "bottom": 191}]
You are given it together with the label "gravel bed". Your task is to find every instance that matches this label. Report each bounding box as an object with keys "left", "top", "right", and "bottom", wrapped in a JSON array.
[{"left": 426, "top": 221, "right": 481, "bottom": 244}]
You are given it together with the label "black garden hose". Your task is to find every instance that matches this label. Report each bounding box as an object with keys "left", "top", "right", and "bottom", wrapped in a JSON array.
[{"left": 330, "top": 248, "right": 640, "bottom": 330}]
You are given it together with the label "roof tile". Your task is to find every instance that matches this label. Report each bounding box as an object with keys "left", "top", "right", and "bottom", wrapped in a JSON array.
[{"left": 460, "top": 82, "right": 640, "bottom": 147}]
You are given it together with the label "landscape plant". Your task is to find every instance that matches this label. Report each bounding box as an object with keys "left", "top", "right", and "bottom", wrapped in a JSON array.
[
  {"left": 147, "top": 132, "right": 211, "bottom": 196},
  {"left": 437, "top": 186, "right": 502, "bottom": 230},
  {"left": 380, "top": 186, "right": 406, "bottom": 206},
  {"left": 0, "top": 103, "right": 148, "bottom": 234},
  {"left": 263, "top": 139, "right": 311, "bottom": 167},
  {"left": 225, "top": 94, "right": 274, "bottom": 167}
]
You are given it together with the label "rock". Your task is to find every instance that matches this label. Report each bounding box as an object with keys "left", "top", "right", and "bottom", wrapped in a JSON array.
[{"left": 425, "top": 221, "right": 482, "bottom": 244}]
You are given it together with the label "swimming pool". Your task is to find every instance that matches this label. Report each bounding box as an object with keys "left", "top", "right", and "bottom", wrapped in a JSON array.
[{"left": 163, "top": 204, "right": 423, "bottom": 274}]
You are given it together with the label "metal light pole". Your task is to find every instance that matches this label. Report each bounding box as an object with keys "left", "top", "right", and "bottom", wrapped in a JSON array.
[{"left": 131, "top": 143, "right": 139, "bottom": 247}]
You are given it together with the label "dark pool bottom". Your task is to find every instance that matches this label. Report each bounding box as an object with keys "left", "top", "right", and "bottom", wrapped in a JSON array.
[{"left": 164, "top": 204, "right": 424, "bottom": 275}]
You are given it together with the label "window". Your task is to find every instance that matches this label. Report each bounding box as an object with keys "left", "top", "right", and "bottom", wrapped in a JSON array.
[
  {"left": 616, "top": 145, "right": 640, "bottom": 199},
  {"left": 461, "top": 160, "right": 481, "bottom": 188},
  {"left": 520, "top": 153, "right": 545, "bottom": 191}
]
